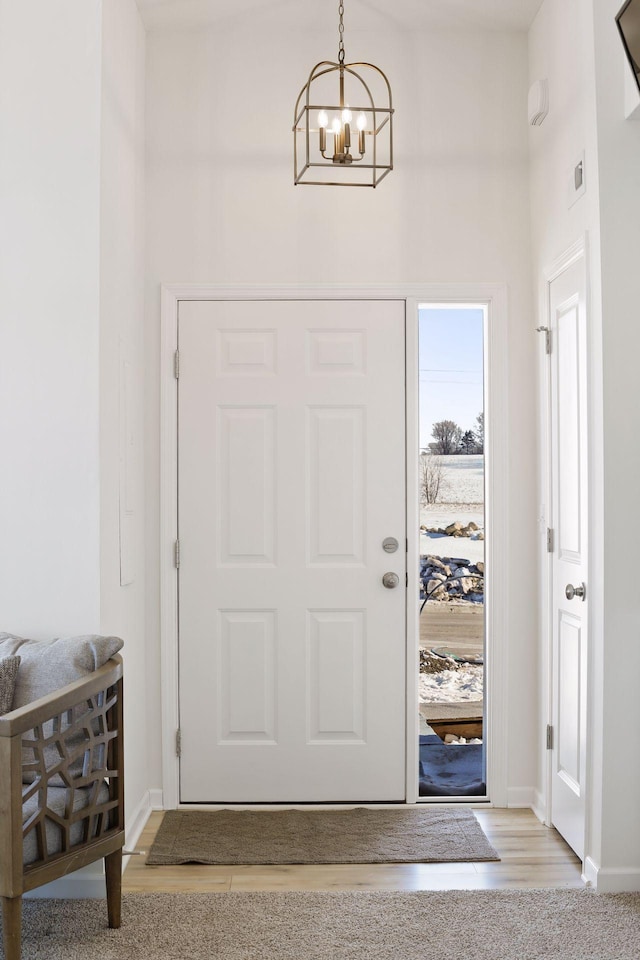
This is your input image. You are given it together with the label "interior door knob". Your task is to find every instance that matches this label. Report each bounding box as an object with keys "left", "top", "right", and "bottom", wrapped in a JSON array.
[
  {"left": 382, "top": 572, "right": 399, "bottom": 589},
  {"left": 565, "top": 582, "right": 586, "bottom": 601}
]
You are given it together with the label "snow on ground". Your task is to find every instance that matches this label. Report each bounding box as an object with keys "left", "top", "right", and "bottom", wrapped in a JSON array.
[
  {"left": 420, "top": 665, "right": 483, "bottom": 703},
  {"left": 419, "top": 526, "right": 485, "bottom": 564},
  {"left": 420, "top": 454, "right": 485, "bottom": 563}
]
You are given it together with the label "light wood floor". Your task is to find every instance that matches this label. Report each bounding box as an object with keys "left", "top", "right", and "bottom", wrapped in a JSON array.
[{"left": 123, "top": 808, "right": 583, "bottom": 893}]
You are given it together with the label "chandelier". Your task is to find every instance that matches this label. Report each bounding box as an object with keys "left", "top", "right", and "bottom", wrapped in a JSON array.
[{"left": 293, "top": 1, "right": 394, "bottom": 188}]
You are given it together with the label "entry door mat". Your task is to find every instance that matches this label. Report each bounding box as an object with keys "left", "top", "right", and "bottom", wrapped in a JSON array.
[
  {"left": 146, "top": 807, "right": 499, "bottom": 865},
  {"left": 419, "top": 735, "right": 486, "bottom": 797}
]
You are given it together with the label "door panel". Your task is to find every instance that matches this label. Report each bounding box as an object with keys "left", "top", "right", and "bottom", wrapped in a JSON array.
[
  {"left": 550, "top": 256, "right": 588, "bottom": 858},
  {"left": 178, "top": 299, "right": 406, "bottom": 802}
]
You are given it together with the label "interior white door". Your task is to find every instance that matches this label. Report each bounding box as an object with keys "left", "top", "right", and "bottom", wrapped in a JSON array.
[
  {"left": 177, "top": 299, "right": 407, "bottom": 802},
  {"left": 549, "top": 255, "right": 589, "bottom": 858}
]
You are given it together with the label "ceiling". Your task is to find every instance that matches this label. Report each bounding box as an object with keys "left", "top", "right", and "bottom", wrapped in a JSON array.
[{"left": 136, "top": 0, "right": 545, "bottom": 33}]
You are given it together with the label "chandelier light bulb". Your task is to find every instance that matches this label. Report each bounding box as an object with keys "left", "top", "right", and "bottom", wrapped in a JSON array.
[
  {"left": 331, "top": 117, "right": 342, "bottom": 135},
  {"left": 318, "top": 110, "right": 328, "bottom": 128},
  {"left": 342, "top": 107, "right": 352, "bottom": 123},
  {"left": 357, "top": 112, "right": 367, "bottom": 131}
]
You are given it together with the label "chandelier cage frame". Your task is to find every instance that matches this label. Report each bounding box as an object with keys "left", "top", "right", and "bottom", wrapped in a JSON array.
[{"left": 293, "top": 59, "right": 394, "bottom": 187}]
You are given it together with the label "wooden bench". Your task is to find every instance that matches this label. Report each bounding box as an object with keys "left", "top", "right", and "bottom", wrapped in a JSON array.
[{"left": 0, "top": 656, "right": 124, "bottom": 960}]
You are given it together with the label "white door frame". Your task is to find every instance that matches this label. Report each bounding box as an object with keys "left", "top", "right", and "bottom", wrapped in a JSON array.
[
  {"left": 538, "top": 236, "right": 591, "bottom": 853},
  {"left": 160, "top": 283, "right": 509, "bottom": 810}
]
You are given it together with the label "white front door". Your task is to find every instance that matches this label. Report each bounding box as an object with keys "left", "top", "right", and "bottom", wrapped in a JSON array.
[
  {"left": 177, "top": 299, "right": 407, "bottom": 802},
  {"left": 549, "top": 254, "right": 589, "bottom": 858}
]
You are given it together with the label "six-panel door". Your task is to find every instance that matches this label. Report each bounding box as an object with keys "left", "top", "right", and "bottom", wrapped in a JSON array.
[
  {"left": 177, "top": 299, "right": 407, "bottom": 802},
  {"left": 550, "top": 257, "right": 589, "bottom": 858}
]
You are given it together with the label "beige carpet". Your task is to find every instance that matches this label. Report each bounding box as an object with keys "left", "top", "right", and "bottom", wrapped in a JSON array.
[
  {"left": 11, "top": 890, "right": 640, "bottom": 959},
  {"left": 146, "top": 808, "right": 499, "bottom": 865}
]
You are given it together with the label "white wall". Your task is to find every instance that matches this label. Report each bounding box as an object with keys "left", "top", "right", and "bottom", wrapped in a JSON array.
[
  {"left": 528, "top": 0, "right": 603, "bottom": 832},
  {"left": 530, "top": 0, "right": 640, "bottom": 891},
  {"left": 144, "top": 14, "right": 537, "bottom": 801},
  {"left": 0, "top": 0, "right": 102, "bottom": 637},
  {"left": 0, "top": 0, "right": 107, "bottom": 899},
  {"left": 0, "top": 0, "right": 148, "bottom": 894},
  {"left": 590, "top": 0, "right": 640, "bottom": 890},
  {"left": 100, "top": 0, "right": 149, "bottom": 836}
]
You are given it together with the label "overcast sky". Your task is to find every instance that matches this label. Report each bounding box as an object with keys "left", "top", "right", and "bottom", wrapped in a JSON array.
[{"left": 418, "top": 306, "right": 484, "bottom": 451}]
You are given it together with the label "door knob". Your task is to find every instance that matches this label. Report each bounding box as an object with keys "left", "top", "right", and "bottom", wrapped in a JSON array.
[
  {"left": 565, "top": 582, "right": 586, "bottom": 601},
  {"left": 382, "top": 572, "right": 400, "bottom": 589}
]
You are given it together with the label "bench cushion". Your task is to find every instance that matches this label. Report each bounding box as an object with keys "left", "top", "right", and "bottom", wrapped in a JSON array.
[
  {"left": 0, "top": 634, "right": 123, "bottom": 786},
  {"left": 0, "top": 634, "right": 123, "bottom": 709},
  {"left": 22, "top": 781, "right": 111, "bottom": 867}
]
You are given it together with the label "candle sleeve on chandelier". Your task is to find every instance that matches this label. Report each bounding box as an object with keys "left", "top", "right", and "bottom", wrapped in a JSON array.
[
  {"left": 357, "top": 112, "right": 366, "bottom": 154},
  {"left": 318, "top": 110, "right": 328, "bottom": 152}
]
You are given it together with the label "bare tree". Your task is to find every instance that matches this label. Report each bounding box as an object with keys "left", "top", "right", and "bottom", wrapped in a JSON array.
[
  {"left": 475, "top": 411, "right": 484, "bottom": 453},
  {"left": 420, "top": 453, "right": 445, "bottom": 504},
  {"left": 431, "top": 419, "right": 462, "bottom": 455}
]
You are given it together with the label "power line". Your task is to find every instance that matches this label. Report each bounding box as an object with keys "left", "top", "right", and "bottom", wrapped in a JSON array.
[
  {"left": 419, "top": 379, "right": 481, "bottom": 385},
  {"left": 419, "top": 368, "right": 483, "bottom": 374}
]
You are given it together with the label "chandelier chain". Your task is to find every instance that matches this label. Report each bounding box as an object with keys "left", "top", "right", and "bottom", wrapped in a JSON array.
[{"left": 338, "top": 0, "right": 345, "bottom": 64}]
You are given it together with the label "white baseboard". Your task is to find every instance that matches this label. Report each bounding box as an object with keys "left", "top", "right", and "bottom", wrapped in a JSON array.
[
  {"left": 124, "top": 788, "right": 164, "bottom": 861},
  {"left": 583, "top": 856, "right": 640, "bottom": 892},
  {"left": 506, "top": 786, "right": 535, "bottom": 808},
  {"left": 531, "top": 789, "right": 547, "bottom": 825},
  {"left": 125, "top": 789, "right": 153, "bottom": 855},
  {"left": 583, "top": 856, "right": 598, "bottom": 887}
]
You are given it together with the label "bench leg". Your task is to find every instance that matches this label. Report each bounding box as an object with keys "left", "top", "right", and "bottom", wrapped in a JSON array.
[
  {"left": 1, "top": 896, "right": 22, "bottom": 960},
  {"left": 105, "top": 848, "right": 122, "bottom": 929}
]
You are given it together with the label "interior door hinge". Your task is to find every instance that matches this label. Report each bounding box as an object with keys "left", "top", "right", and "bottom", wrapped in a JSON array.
[
  {"left": 547, "top": 528, "right": 554, "bottom": 553},
  {"left": 536, "top": 325, "right": 551, "bottom": 355},
  {"left": 406, "top": 571, "right": 409, "bottom": 588},
  {"left": 176, "top": 728, "right": 182, "bottom": 758},
  {"left": 174, "top": 540, "right": 180, "bottom": 569},
  {"left": 546, "top": 724, "right": 554, "bottom": 750},
  {"left": 174, "top": 349, "right": 180, "bottom": 379}
]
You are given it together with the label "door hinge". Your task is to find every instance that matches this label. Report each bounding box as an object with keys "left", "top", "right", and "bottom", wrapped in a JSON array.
[
  {"left": 176, "top": 728, "right": 182, "bottom": 758},
  {"left": 546, "top": 724, "right": 554, "bottom": 750},
  {"left": 174, "top": 349, "right": 180, "bottom": 379},
  {"left": 536, "top": 325, "right": 551, "bottom": 355},
  {"left": 174, "top": 539, "right": 181, "bottom": 569},
  {"left": 406, "top": 571, "right": 409, "bottom": 588},
  {"left": 547, "top": 528, "right": 554, "bottom": 553}
]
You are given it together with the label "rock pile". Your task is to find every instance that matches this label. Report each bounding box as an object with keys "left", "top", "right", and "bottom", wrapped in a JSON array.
[
  {"left": 421, "top": 520, "right": 484, "bottom": 540},
  {"left": 420, "top": 555, "right": 484, "bottom": 603},
  {"left": 419, "top": 649, "right": 461, "bottom": 674}
]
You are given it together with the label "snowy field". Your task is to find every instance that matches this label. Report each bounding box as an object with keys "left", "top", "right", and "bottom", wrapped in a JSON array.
[
  {"left": 420, "top": 454, "right": 485, "bottom": 562},
  {"left": 426, "top": 454, "right": 484, "bottom": 504}
]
